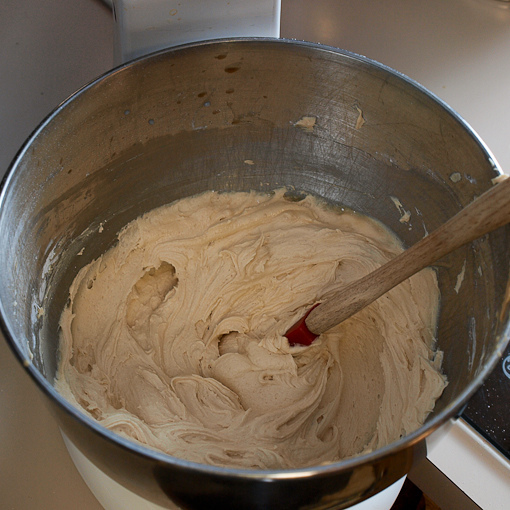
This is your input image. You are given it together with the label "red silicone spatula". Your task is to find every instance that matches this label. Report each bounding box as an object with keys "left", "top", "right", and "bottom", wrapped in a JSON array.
[{"left": 285, "top": 175, "right": 510, "bottom": 346}]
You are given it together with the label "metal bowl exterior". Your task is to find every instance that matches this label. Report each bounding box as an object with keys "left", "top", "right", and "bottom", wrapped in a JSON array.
[{"left": 1, "top": 39, "right": 509, "bottom": 509}]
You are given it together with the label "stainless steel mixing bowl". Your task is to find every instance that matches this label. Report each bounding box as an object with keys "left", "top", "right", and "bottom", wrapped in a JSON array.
[{"left": 1, "top": 39, "right": 509, "bottom": 510}]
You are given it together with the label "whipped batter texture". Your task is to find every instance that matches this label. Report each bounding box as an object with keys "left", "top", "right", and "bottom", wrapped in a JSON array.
[{"left": 55, "top": 190, "right": 447, "bottom": 469}]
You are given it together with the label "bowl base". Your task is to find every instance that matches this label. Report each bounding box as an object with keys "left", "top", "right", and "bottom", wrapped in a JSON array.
[{"left": 61, "top": 430, "right": 406, "bottom": 510}]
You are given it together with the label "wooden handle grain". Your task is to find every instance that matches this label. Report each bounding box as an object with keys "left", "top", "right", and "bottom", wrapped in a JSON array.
[{"left": 306, "top": 176, "right": 510, "bottom": 335}]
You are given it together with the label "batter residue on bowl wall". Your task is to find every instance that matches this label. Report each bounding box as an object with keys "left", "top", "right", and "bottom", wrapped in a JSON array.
[{"left": 55, "top": 189, "right": 447, "bottom": 469}]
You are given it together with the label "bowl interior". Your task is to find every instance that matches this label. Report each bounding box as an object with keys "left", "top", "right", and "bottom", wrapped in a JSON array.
[{"left": 1, "top": 38, "right": 509, "bottom": 464}]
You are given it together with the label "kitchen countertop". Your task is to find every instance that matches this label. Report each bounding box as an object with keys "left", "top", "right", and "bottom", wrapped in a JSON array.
[{"left": 1, "top": 1, "right": 509, "bottom": 509}]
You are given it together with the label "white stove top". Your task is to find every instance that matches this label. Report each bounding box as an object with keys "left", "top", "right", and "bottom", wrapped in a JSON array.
[{"left": 1, "top": 1, "right": 509, "bottom": 509}]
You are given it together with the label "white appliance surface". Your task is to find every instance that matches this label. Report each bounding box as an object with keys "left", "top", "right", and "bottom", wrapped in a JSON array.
[{"left": 1, "top": 1, "right": 509, "bottom": 509}]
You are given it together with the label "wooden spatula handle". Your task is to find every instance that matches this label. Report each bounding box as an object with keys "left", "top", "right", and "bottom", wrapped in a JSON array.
[{"left": 306, "top": 176, "right": 510, "bottom": 336}]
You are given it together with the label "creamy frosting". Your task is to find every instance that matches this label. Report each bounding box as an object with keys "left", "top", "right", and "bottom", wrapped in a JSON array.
[{"left": 55, "top": 189, "right": 447, "bottom": 469}]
